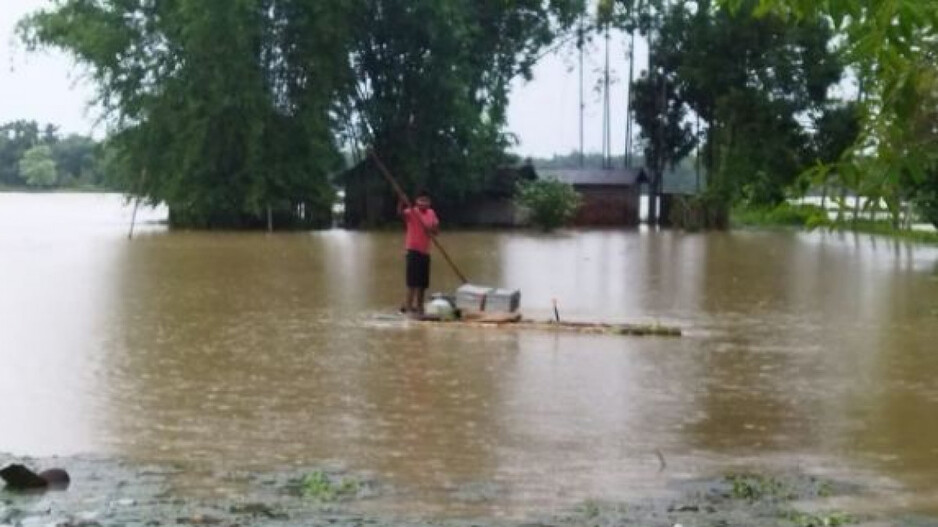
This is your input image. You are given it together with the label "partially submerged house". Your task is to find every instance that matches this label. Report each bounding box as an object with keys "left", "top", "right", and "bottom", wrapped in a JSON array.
[
  {"left": 341, "top": 161, "right": 536, "bottom": 228},
  {"left": 538, "top": 168, "right": 646, "bottom": 227},
  {"left": 341, "top": 160, "right": 646, "bottom": 228}
]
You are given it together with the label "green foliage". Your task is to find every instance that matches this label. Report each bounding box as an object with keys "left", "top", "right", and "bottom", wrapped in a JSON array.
[
  {"left": 515, "top": 178, "right": 582, "bottom": 231},
  {"left": 630, "top": 72, "right": 696, "bottom": 177},
  {"left": 781, "top": 509, "right": 857, "bottom": 527},
  {"left": 624, "top": 0, "right": 844, "bottom": 220},
  {"left": 912, "top": 186, "right": 938, "bottom": 229},
  {"left": 720, "top": 0, "right": 938, "bottom": 227},
  {"left": 0, "top": 120, "right": 107, "bottom": 189},
  {"left": 20, "top": 0, "right": 350, "bottom": 229},
  {"left": 20, "top": 0, "right": 585, "bottom": 228},
  {"left": 344, "top": 0, "right": 584, "bottom": 220},
  {"left": 300, "top": 471, "right": 359, "bottom": 502},
  {"left": 726, "top": 473, "right": 791, "bottom": 502},
  {"left": 19, "top": 145, "right": 58, "bottom": 188},
  {"left": 732, "top": 202, "right": 830, "bottom": 228},
  {"left": 0, "top": 120, "right": 41, "bottom": 186},
  {"left": 51, "top": 135, "right": 101, "bottom": 186},
  {"left": 839, "top": 220, "right": 938, "bottom": 245}
]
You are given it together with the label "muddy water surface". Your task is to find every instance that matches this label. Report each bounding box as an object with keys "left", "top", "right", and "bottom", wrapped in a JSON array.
[{"left": 1, "top": 193, "right": 937, "bottom": 517}]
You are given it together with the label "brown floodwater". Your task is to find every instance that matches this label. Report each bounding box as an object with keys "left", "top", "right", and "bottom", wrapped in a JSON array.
[{"left": 1, "top": 193, "right": 937, "bottom": 517}]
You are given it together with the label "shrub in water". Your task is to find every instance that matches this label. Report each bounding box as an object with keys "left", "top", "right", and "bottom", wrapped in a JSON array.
[{"left": 515, "top": 179, "right": 582, "bottom": 231}]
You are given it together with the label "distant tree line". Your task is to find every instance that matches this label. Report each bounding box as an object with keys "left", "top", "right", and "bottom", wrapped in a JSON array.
[{"left": 0, "top": 120, "right": 108, "bottom": 190}]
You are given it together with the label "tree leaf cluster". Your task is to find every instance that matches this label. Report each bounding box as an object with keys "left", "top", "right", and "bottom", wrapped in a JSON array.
[{"left": 720, "top": 0, "right": 938, "bottom": 227}]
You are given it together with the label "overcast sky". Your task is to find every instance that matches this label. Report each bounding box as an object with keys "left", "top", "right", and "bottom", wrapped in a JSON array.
[{"left": 1, "top": 0, "right": 648, "bottom": 158}]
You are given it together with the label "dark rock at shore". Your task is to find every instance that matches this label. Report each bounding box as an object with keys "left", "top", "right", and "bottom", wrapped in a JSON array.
[{"left": 0, "top": 463, "right": 70, "bottom": 490}]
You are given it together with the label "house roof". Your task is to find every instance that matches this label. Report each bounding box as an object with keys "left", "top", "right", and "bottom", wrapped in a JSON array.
[{"left": 537, "top": 168, "right": 644, "bottom": 187}]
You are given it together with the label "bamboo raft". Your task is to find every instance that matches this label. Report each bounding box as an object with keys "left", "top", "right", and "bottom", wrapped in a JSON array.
[{"left": 410, "top": 312, "right": 683, "bottom": 337}]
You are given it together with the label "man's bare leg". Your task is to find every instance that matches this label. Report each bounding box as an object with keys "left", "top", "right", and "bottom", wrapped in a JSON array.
[
  {"left": 402, "top": 288, "right": 414, "bottom": 313},
  {"left": 415, "top": 289, "right": 426, "bottom": 314}
]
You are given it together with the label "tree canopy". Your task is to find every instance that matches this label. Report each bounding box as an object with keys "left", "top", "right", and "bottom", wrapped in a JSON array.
[
  {"left": 625, "top": 0, "right": 844, "bottom": 213},
  {"left": 20, "top": 0, "right": 583, "bottom": 228}
]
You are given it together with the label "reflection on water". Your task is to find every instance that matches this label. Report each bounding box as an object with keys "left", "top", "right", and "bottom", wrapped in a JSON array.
[{"left": 1, "top": 193, "right": 938, "bottom": 516}]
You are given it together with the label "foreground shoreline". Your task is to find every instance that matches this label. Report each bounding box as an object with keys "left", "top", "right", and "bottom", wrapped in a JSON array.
[{"left": 2, "top": 454, "right": 937, "bottom": 527}]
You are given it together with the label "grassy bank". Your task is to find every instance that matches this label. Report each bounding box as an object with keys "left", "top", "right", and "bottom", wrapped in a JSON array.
[{"left": 732, "top": 203, "right": 938, "bottom": 244}]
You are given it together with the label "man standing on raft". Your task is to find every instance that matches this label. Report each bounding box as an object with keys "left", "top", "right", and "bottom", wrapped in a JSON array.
[{"left": 399, "top": 190, "right": 439, "bottom": 315}]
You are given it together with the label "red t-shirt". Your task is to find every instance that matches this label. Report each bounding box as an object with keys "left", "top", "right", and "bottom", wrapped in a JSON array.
[{"left": 403, "top": 207, "right": 439, "bottom": 254}]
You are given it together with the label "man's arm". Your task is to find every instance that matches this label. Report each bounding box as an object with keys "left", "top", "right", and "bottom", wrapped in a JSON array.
[{"left": 397, "top": 199, "right": 408, "bottom": 218}]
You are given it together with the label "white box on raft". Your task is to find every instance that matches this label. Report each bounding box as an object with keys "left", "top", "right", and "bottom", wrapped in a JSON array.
[{"left": 455, "top": 284, "right": 521, "bottom": 314}]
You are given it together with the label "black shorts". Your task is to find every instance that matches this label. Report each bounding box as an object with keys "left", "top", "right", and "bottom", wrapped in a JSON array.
[{"left": 406, "top": 250, "right": 430, "bottom": 289}]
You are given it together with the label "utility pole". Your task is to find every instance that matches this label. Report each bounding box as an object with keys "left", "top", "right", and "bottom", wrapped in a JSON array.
[
  {"left": 578, "top": 11, "right": 585, "bottom": 169},
  {"left": 602, "top": 28, "right": 612, "bottom": 169},
  {"left": 624, "top": 31, "right": 635, "bottom": 168}
]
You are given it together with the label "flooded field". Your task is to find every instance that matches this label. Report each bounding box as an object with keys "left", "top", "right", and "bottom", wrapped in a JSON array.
[{"left": 2, "top": 193, "right": 938, "bottom": 519}]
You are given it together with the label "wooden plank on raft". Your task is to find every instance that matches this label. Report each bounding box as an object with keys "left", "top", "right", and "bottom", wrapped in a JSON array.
[{"left": 413, "top": 314, "right": 682, "bottom": 337}]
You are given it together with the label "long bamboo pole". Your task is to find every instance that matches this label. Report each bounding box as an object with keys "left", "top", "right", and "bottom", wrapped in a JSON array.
[{"left": 368, "top": 151, "right": 469, "bottom": 284}]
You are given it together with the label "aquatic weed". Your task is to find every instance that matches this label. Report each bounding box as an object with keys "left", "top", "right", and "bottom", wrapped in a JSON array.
[
  {"left": 300, "top": 471, "right": 359, "bottom": 502},
  {"left": 725, "top": 473, "right": 790, "bottom": 502},
  {"left": 578, "top": 499, "right": 601, "bottom": 519},
  {"left": 817, "top": 481, "right": 834, "bottom": 498},
  {"left": 781, "top": 509, "right": 857, "bottom": 527}
]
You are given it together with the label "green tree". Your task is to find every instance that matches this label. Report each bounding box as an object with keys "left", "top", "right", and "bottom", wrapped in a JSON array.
[
  {"left": 19, "top": 144, "right": 58, "bottom": 187},
  {"left": 51, "top": 134, "right": 100, "bottom": 186},
  {"left": 0, "top": 120, "right": 40, "bottom": 186},
  {"left": 626, "top": 0, "right": 842, "bottom": 223},
  {"left": 342, "top": 0, "right": 583, "bottom": 223},
  {"left": 720, "top": 0, "right": 938, "bottom": 225},
  {"left": 20, "top": 0, "right": 351, "bottom": 229},
  {"left": 806, "top": 102, "right": 861, "bottom": 212},
  {"left": 630, "top": 73, "right": 696, "bottom": 190}
]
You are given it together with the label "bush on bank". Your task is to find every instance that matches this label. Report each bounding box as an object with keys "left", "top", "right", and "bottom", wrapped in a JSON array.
[{"left": 515, "top": 179, "right": 582, "bottom": 231}]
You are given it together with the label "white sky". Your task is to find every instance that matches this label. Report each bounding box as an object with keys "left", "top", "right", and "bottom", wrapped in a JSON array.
[{"left": 0, "top": 0, "right": 648, "bottom": 158}]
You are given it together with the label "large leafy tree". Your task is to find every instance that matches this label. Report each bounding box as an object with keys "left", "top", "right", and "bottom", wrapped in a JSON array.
[
  {"left": 627, "top": 0, "right": 842, "bottom": 217},
  {"left": 20, "top": 0, "right": 352, "bottom": 229},
  {"left": 630, "top": 73, "right": 696, "bottom": 183},
  {"left": 341, "top": 0, "right": 582, "bottom": 222}
]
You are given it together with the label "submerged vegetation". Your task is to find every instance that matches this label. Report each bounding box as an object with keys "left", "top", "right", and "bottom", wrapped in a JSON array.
[
  {"left": 298, "top": 471, "right": 361, "bottom": 502},
  {"left": 732, "top": 203, "right": 832, "bottom": 229},
  {"left": 732, "top": 202, "right": 938, "bottom": 244},
  {"left": 726, "top": 473, "right": 794, "bottom": 502}
]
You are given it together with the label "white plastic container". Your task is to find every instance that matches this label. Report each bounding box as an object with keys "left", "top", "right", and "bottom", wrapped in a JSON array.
[
  {"left": 425, "top": 297, "right": 457, "bottom": 320},
  {"left": 455, "top": 284, "right": 521, "bottom": 314}
]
